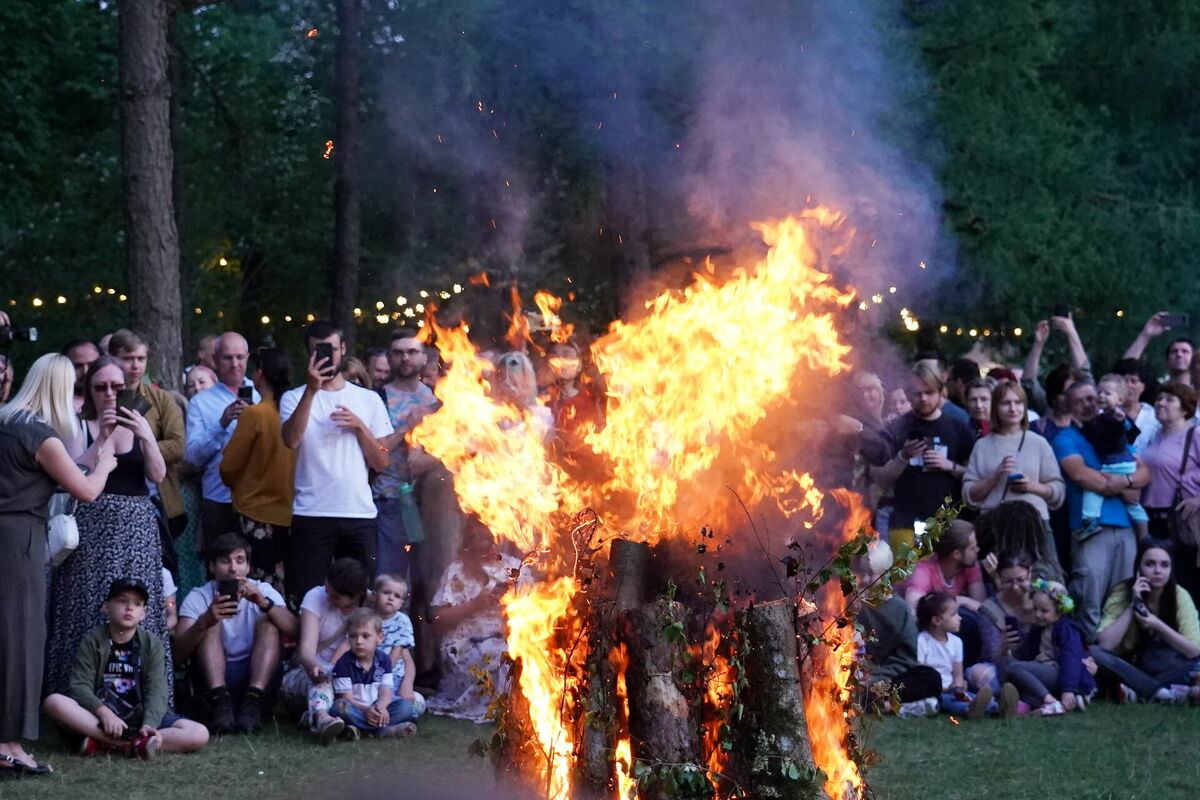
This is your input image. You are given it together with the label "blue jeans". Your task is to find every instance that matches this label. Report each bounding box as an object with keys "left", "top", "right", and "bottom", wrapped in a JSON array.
[
  {"left": 938, "top": 690, "right": 995, "bottom": 716},
  {"left": 375, "top": 498, "right": 412, "bottom": 580},
  {"left": 332, "top": 697, "right": 417, "bottom": 734}
]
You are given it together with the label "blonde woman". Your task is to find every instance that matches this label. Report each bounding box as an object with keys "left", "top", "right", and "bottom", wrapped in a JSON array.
[{"left": 0, "top": 353, "right": 117, "bottom": 776}]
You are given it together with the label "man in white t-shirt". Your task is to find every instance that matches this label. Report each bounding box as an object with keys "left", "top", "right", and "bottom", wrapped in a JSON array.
[
  {"left": 174, "top": 533, "right": 298, "bottom": 734},
  {"left": 281, "top": 320, "right": 393, "bottom": 602}
]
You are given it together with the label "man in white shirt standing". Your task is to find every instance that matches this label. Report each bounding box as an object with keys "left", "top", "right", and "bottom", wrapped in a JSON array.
[
  {"left": 281, "top": 320, "right": 393, "bottom": 603},
  {"left": 186, "top": 332, "right": 259, "bottom": 551}
]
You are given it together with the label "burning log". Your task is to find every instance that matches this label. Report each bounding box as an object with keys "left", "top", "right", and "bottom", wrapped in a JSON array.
[
  {"left": 495, "top": 658, "right": 546, "bottom": 799},
  {"left": 575, "top": 602, "right": 617, "bottom": 800},
  {"left": 734, "top": 598, "right": 821, "bottom": 800},
  {"left": 611, "top": 538, "right": 651, "bottom": 613}
]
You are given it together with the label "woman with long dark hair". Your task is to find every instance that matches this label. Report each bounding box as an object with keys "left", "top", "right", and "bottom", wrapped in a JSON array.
[
  {"left": 219, "top": 348, "right": 296, "bottom": 587},
  {"left": 0, "top": 353, "right": 117, "bottom": 775},
  {"left": 1093, "top": 539, "right": 1200, "bottom": 702}
]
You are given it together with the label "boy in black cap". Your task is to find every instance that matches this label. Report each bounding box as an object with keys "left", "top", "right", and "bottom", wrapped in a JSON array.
[{"left": 42, "top": 578, "right": 209, "bottom": 759}]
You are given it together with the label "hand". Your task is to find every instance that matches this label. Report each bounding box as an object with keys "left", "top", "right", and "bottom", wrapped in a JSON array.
[
  {"left": 1132, "top": 576, "right": 1151, "bottom": 599},
  {"left": 982, "top": 552, "right": 998, "bottom": 578},
  {"left": 116, "top": 407, "right": 154, "bottom": 443},
  {"left": 1061, "top": 692, "right": 1077, "bottom": 711},
  {"left": 310, "top": 664, "right": 328, "bottom": 681},
  {"left": 93, "top": 440, "right": 118, "bottom": 476},
  {"left": 1110, "top": 405, "right": 1126, "bottom": 423},
  {"left": 832, "top": 414, "right": 865, "bottom": 436},
  {"left": 305, "top": 351, "right": 336, "bottom": 392},
  {"left": 331, "top": 405, "right": 364, "bottom": 432},
  {"left": 1142, "top": 311, "right": 1169, "bottom": 338},
  {"left": 921, "top": 448, "right": 953, "bottom": 472},
  {"left": 1082, "top": 656, "right": 1098, "bottom": 676},
  {"left": 1133, "top": 607, "right": 1163, "bottom": 632},
  {"left": 219, "top": 399, "right": 248, "bottom": 428},
  {"left": 240, "top": 580, "right": 264, "bottom": 606},
  {"left": 138, "top": 725, "right": 158, "bottom": 739},
  {"left": 1175, "top": 495, "right": 1200, "bottom": 522},
  {"left": 97, "top": 706, "right": 127, "bottom": 739},
  {"left": 1051, "top": 313, "right": 1076, "bottom": 334},
  {"left": 98, "top": 405, "right": 119, "bottom": 438},
  {"left": 994, "top": 455, "right": 1018, "bottom": 479},
  {"left": 1003, "top": 627, "right": 1021, "bottom": 650},
  {"left": 373, "top": 702, "right": 391, "bottom": 727},
  {"left": 1010, "top": 477, "right": 1035, "bottom": 495},
  {"left": 205, "top": 592, "right": 240, "bottom": 626},
  {"left": 1033, "top": 319, "right": 1050, "bottom": 344},
  {"left": 899, "top": 438, "right": 927, "bottom": 461},
  {"left": 399, "top": 686, "right": 415, "bottom": 701}
]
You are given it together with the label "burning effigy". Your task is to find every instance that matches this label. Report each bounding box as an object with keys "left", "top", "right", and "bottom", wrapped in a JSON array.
[{"left": 411, "top": 209, "right": 881, "bottom": 800}]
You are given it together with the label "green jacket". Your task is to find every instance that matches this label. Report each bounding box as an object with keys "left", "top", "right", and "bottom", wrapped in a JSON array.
[{"left": 68, "top": 625, "right": 168, "bottom": 729}]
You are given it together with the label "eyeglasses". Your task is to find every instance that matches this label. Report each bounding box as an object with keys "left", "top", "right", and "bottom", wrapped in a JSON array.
[
  {"left": 91, "top": 382, "right": 124, "bottom": 393},
  {"left": 998, "top": 576, "right": 1030, "bottom": 587}
]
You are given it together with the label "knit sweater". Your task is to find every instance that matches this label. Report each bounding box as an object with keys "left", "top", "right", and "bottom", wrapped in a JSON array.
[{"left": 962, "top": 429, "right": 1065, "bottom": 519}]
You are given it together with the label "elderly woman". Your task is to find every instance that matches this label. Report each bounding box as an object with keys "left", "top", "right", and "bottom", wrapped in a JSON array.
[
  {"left": 1137, "top": 382, "right": 1200, "bottom": 600},
  {"left": 964, "top": 376, "right": 995, "bottom": 437},
  {"left": 963, "top": 381, "right": 1065, "bottom": 540}
]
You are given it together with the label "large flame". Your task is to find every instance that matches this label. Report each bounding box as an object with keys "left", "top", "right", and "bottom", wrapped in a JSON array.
[
  {"left": 802, "top": 489, "right": 872, "bottom": 799},
  {"left": 412, "top": 209, "right": 868, "bottom": 798},
  {"left": 610, "top": 645, "right": 637, "bottom": 800}
]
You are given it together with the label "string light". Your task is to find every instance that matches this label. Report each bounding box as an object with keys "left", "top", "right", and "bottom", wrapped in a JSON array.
[{"left": 32, "top": 298, "right": 43, "bottom": 307}]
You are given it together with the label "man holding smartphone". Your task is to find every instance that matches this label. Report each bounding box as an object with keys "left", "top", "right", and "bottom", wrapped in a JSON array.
[
  {"left": 280, "top": 320, "right": 393, "bottom": 603},
  {"left": 186, "top": 332, "right": 260, "bottom": 551}
]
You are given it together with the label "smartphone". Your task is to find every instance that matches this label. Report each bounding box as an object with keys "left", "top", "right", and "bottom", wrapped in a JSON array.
[
  {"left": 237, "top": 385, "right": 255, "bottom": 404},
  {"left": 216, "top": 578, "right": 240, "bottom": 600},
  {"left": 1004, "top": 615, "right": 1020, "bottom": 636},
  {"left": 116, "top": 389, "right": 137, "bottom": 411},
  {"left": 314, "top": 342, "right": 334, "bottom": 372},
  {"left": 1052, "top": 303, "right": 1070, "bottom": 318},
  {"left": 1006, "top": 472, "right": 1025, "bottom": 483},
  {"left": 1162, "top": 312, "right": 1190, "bottom": 330}
]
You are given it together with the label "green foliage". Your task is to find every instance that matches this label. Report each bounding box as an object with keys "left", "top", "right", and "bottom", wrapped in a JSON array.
[{"left": 910, "top": 0, "right": 1200, "bottom": 365}]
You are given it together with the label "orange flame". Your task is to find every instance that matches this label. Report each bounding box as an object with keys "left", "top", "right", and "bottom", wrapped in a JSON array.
[
  {"left": 322, "top": 139, "right": 334, "bottom": 159},
  {"left": 506, "top": 286, "right": 532, "bottom": 351},
  {"left": 306, "top": 28, "right": 319, "bottom": 38},
  {"left": 610, "top": 644, "right": 637, "bottom": 800},
  {"left": 700, "top": 622, "right": 735, "bottom": 792},
  {"left": 802, "top": 488, "right": 871, "bottom": 799},
  {"left": 503, "top": 578, "right": 584, "bottom": 800},
  {"left": 534, "top": 289, "right": 575, "bottom": 343}
]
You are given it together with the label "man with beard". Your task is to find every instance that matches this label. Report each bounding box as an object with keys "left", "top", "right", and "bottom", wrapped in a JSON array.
[
  {"left": 372, "top": 330, "right": 440, "bottom": 580},
  {"left": 186, "top": 332, "right": 260, "bottom": 550},
  {"left": 1124, "top": 312, "right": 1194, "bottom": 386},
  {"left": 62, "top": 339, "right": 100, "bottom": 413},
  {"left": 365, "top": 348, "right": 390, "bottom": 391}
]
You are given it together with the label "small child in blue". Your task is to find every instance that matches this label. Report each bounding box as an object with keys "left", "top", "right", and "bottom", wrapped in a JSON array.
[
  {"left": 372, "top": 573, "right": 423, "bottom": 718},
  {"left": 916, "top": 592, "right": 999, "bottom": 719},
  {"left": 331, "top": 608, "right": 419, "bottom": 737},
  {"left": 1007, "top": 580, "right": 1096, "bottom": 715},
  {"left": 1079, "top": 376, "right": 1149, "bottom": 537}
]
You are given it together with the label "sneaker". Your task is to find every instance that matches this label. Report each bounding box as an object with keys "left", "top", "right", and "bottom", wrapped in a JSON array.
[
  {"left": 210, "top": 687, "right": 236, "bottom": 734},
  {"left": 79, "top": 737, "right": 114, "bottom": 757},
  {"left": 968, "top": 686, "right": 994, "bottom": 720},
  {"left": 998, "top": 683, "right": 1020, "bottom": 718},
  {"left": 1118, "top": 684, "right": 1139, "bottom": 704},
  {"left": 897, "top": 697, "right": 938, "bottom": 718},
  {"left": 235, "top": 688, "right": 264, "bottom": 733},
  {"left": 128, "top": 735, "right": 159, "bottom": 761},
  {"left": 1038, "top": 700, "right": 1065, "bottom": 716},
  {"left": 313, "top": 715, "right": 345, "bottom": 745},
  {"left": 381, "top": 722, "right": 417, "bottom": 738},
  {"left": 1152, "top": 687, "right": 1183, "bottom": 704}
]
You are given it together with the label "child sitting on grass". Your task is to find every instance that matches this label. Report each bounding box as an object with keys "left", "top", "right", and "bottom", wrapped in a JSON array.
[
  {"left": 373, "top": 574, "right": 424, "bottom": 721},
  {"left": 1007, "top": 579, "right": 1096, "bottom": 715},
  {"left": 916, "top": 592, "right": 1009, "bottom": 719},
  {"left": 280, "top": 558, "right": 369, "bottom": 744},
  {"left": 331, "top": 608, "right": 419, "bottom": 738},
  {"left": 43, "top": 578, "right": 209, "bottom": 759}
]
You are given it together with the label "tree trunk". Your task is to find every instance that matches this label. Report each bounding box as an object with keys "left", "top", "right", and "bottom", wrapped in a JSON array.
[
  {"left": 735, "top": 599, "right": 820, "bottom": 800},
  {"left": 168, "top": 10, "right": 190, "bottom": 357},
  {"left": 619, "top": 598, "right": 701, "bottom": 797},
  {"left": 575, "top": 601, "right": 617, "bottom": 800},
  {"left": 495, "top": 658, "right": 545, "bottom": 800},
  {"left": 330, "top": 0, "right": 362, "bottom": 350},
  {"left": 119, "top": 0, "right": 182, "bottom": 390},
  {"left": 611, "top": 538, "right": 651, "bottom": 613}
]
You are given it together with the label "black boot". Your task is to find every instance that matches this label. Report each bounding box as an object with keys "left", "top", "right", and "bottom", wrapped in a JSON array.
[
  {"left": 236, "top": 687, "right": 264, "bottom": 733},
  {"left": 209, "top": 686, "right": 236, "bottom": 734}
]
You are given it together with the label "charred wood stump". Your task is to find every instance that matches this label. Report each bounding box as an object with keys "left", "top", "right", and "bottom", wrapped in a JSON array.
[
  {"left": 575, "top": 601, "right": 618, "bottom": 800},
  {"left": 495, "top": 658, "right": 545, "bottom": 799},
  {"left": 620, "top": 597, "right": 702, "bottom": 797},
  {"left": 734, "top": 599, "right": 820, "bottom": 800}
]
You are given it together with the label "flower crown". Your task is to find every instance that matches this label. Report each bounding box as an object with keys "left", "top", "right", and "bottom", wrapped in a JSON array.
[{"left": 1031, "top": 578, "right": 1075, "bottom": 615}]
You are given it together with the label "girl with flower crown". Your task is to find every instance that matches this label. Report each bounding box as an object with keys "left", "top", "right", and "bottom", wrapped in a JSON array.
[{"left": 1006, "top": 579, "right": 1097, "bottom": 715}]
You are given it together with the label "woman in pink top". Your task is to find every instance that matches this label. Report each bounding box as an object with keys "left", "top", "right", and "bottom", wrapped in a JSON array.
[{"left": 1138, "top": 382, "right": 1200, "bottom": 600}]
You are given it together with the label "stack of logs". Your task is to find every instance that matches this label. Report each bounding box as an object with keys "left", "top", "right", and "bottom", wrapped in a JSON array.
[{"left": 497, "top": 538, "right": 823, "bottom": 800}]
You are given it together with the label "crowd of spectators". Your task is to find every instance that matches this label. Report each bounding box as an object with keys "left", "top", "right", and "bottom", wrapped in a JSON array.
[{"left": 1, "top": 302, "right": 1199, "bottom": 778}]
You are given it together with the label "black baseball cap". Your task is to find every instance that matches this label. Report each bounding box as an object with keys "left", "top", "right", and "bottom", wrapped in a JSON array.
[{"left": 106, "top": 577, "right": 149, "bottom": 602}]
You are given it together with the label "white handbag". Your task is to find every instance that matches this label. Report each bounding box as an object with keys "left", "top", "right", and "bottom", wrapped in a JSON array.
[{"left": 46, "top": 493, "right": 79, "bottom": 566}]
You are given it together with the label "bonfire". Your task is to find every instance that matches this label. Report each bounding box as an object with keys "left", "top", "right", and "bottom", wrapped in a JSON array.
[{"left": 410, "top": 209, "right": 903, "bottom": 800}]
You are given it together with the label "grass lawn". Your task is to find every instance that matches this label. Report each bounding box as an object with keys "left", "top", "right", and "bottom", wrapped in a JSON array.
[{"left": 6, "top": 703, "right": 1198, "bottom": 799}]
